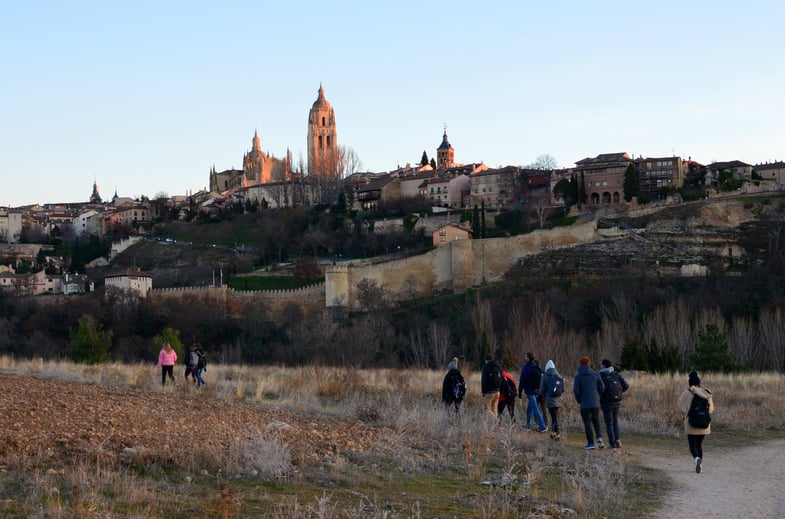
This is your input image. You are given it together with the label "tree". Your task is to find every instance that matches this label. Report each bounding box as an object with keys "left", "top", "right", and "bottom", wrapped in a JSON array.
[
  {"left": 623, "top": 163, "right": 640, "bottom": 202},
  {"left": 691, "top": 323, "right": 735, "bottom": 372},
  {"left": 472, "top": 205, "right": 480, "bottom": 238},
  {"left": 420, "top": 151, "right": 430, "bottom": 167},
  {"left": 153, "top": 326, "right": 184, "bottom": 361},
  {"left": 529, "top": 154, "right": 558, "bottom": 170},
  {"left": 68, "top": 314, "right": 112, "bottom": 364},
  {"left": 429, "top": 158, "right": 436, "bottom": 169}
]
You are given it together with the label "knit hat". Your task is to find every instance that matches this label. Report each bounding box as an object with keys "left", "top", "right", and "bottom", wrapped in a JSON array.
[
  {"left": 545, "top": 360, "right": 555, "bottom": 371},
  {"left": 579, "top": 356, "right": 591, "bottom": 366},
  {"left": 688, "top": 371, "right": 701, "bottom": 387},
  {"left": 601, "top": 359, "right": 612, "bottom": 368}
]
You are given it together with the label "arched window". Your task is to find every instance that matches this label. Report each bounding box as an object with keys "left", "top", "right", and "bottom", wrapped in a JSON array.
[
  {"left": 321, "top": 116, "right": 326, "bottom": 126},
  {"left": 326, "top": 135, "right": 331, "bottom": 147},
  {"left": 318, "top": 135, "right": 323, "bottom": 150}
]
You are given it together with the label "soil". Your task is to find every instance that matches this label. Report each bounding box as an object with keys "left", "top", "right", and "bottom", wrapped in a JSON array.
[
  {"left": 636, "top": 438, "right": 785, "bottom": 518},
  {"left": 3, "top": 372, "right": 785, "bottom": 518},
  {"left": 0, "top": 372, "right": 388, "bottom": 469}
]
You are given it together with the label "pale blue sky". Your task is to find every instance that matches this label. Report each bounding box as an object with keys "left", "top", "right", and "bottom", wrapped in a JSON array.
[{"left": 2, "top": 1, "right": 783, "bottom": 207}]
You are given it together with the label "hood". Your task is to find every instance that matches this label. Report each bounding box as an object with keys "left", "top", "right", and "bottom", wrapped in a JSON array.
[
  {"left": 692, "top": 386, "right": 712, "bottom": 400},
  {"left": 599, "top": 366, "right": 614, "bottom": 374},
  {"left": 545, "top": 360, "right": 555, "bottom": 371}
]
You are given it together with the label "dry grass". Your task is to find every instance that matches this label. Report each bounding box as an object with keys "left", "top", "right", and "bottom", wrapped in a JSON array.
[{"left": 1, "top": 355, "right": 783, "bottom": 518}]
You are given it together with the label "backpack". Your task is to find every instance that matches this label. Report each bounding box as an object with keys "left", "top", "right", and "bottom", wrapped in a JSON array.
[
  {"left": 501, "top": 376, "right": 517, "bottom": 401},
  {"left": 550, "top": 374, "right": 565, "bottom": 398},
  {"left": 687, "top": 394, "right": 711, "bottom": 429},
  {"left": 187, "top": 351, "right": 199, "bottom": 367},
  {"left": 602, "top": 372, "right": 623, "bottom": 402},
  {"left": 453, "top": 380, "right": 466, "bottom": 402},
  {"left": 486, "top": 361, "right": 502, "bottom": 391},
  {"left": 526, "top": 363, "right": 543, "bottom": 391}
]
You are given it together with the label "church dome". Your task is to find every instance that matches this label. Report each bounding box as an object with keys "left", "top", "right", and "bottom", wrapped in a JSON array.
[{"left": 311, "top": 84, "right": 332, "bottom": 110}]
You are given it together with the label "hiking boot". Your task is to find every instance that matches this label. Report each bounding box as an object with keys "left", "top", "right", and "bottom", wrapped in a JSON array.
[
  {"left": 550, "top": 433, "right": 557, "bottom": 441},
  {"left": 538, "top": 426, "right": 549, "bottom": 433},
  {"left": 695, "top": 457, "right": 702, "bottom": 473},
  {"left": 555, "top": 434, "right": 561, "bottom": 441},
  {"left": 615, "top": 439, "right": 622, "bottom": 449},
  {"left": 597, "top": 438, "right": 605, "bottom": 449},
  {"left": 584, "top": 444, "right": 595, "bottom": 450}
]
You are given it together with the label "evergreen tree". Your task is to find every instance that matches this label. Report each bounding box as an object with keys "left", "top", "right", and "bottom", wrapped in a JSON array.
[
  {"left": 70, "top": 238, "right": 86, "bottom": 274},
  {"left": 420, "top": 151, "right": 429, "bottom": 167},
  {"left": 623, "top": 163, "right": 640, "bottom": 202},
  {"left": 691, "top": 324, "right": 735, "bottom": 372},
  {"left": 480, "top": 200, "right": 486, "bottom": 238},
  {"left": 68, "top": 314, "right": 112, "bottom": 364},
  {"left": 579, "top": 171, "right": 587, "bottom": 207},
  {"left": 472, "top": 205, "right": 480, "bottom": 237},
  {"left": 430, "top": 158, "right": 436, "bottom": 169}
]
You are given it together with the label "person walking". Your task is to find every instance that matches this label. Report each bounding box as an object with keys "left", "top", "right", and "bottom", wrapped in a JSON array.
[
  {"left": 573, "top": 356, "right": 605, "bottom": 449},
  {"left": 184, "top": 344, "right": 198, "bottom": 384},
  {"left": 194, "top": 343, "right": 207, "bottom": 388},
  {"left": 539, "top": 359, "right": 565, "bottom": 441},
  {"left": 599, "top": 359, "right": 629, "bottom": 449},
  {"left": 442, "top": 357, "right": 466, "bottom": 414},
  {"left": 677, "top": 371, "right": 714, "bottom": 473},
  {"left": 497, "top": 370, "right": 517, "bottom": 423},
  {"left": 481, "top": 355, "right": 503, "bottom": 416},
  {"left": 518, "top": 352, "right": 547, "bottom": 432},
  {"left": 157, "top": 342, "right": 177, "bottom": 386}
]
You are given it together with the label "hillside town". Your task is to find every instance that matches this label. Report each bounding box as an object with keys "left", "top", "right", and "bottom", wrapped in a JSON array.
[{"left": 2, "top": 85, "right": 785, "bottom": 299}]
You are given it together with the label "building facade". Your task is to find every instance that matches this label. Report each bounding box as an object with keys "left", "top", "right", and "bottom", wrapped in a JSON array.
[
  {"left": 574, "top": 152, "right": 633, "bottom": 205},
  {"left": 637, "top": 156, "right": 684, "bottom": 200}
]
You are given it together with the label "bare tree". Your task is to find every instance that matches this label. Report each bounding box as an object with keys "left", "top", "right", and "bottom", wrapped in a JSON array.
[
  {"left": 428, "top": 320, "right": 453, "bottom": 368},
  {"left": 758, "top": 307, "right": 785, "bottom": 372},
  {"left": 529, "top": 154, "right": 558, "bottom": 170}
]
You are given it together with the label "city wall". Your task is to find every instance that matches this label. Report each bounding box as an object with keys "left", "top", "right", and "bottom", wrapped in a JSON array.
[
  {"left": 326, "top": 219, "right": 599, "bottom": 310},
  {"left": 151, "top": 283, "right": 325, "bottom": 319}
]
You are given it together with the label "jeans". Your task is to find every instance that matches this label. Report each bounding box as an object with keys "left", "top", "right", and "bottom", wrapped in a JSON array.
[
  {"left": 195, "top": 367, "right": 206, "bottom": 387},
  {"left": 580, "top": 407, "right": 602, "bottom": 445},
  {"left": 525, "top": 394, "right": 546, "bottom": 430},
  {"left": 602, "top": 404, "right": 621, "bottom": 446}
]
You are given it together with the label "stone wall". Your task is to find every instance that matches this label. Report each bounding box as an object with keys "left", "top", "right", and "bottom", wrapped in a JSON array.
[{"left": 326, "top": 220, "right": 599, "bottom": 310}]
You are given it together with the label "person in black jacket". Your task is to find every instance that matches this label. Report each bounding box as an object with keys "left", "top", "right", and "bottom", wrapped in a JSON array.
[
  {"left": 442, "top": 357, "right": 465, "bottom": 414},
  {"left": 518, "top": 352, "right": 547, "bottom": 432},
  {"left": 599, "top": 359, "right": 629, "bottom": 449},
  {"left": 481, "top": 355, "right": 503, "bottom": 416}
]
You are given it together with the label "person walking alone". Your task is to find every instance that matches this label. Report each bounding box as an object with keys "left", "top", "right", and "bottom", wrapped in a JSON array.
[
  {"left": 157, "top": 342, "right": 177, "bottom": 386},
  {"left": 599, "top": 359, "right": 629, "bottom": 449},
  {"left": 573, "top": 356, "right": 605, "bottom": 449},
  {"left": 442, "top": 357, "right": 466, "bottom": 415},
  {"left": 677, "top": 371, "right": 714, "bottom": 473},
  {"left": 518, "top": 352, "right": 547, "bottom": 432}
]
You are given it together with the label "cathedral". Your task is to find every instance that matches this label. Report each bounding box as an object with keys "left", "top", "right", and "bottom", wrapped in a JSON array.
[{"left": 209, "top": 84, "right": 338, "bottom": 193}]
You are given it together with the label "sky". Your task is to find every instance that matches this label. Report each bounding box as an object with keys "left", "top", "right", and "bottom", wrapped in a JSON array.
[{"left": 2, "top": 1, "right": 784, "bottom": 208}]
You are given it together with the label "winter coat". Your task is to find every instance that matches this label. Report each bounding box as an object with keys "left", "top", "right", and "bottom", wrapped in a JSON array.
[
  {"left": 519, "top": 360, "right": 542, "bottom": 396},
  {"left": 157, "top": 348, "right": 177, "bottom": 368},
  {"left": 573, "top": 364, "right": 604, "bottom": 409},
  {"left": 442, "top": 368, "right": 465, "bottom": 403},
  {"left": 677, "top": 386, "right": 715, "bottom": 435},
  {"left": 539, "top": 367, "right": 564, "bottom": 408}
]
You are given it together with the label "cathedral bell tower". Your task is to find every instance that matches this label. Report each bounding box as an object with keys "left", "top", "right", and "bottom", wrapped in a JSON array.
[{"left": 307, "top": 84, "right": 338, "bottom": 177}]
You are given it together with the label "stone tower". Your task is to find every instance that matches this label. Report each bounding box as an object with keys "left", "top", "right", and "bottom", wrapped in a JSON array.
[
  {"left": 307, "top": 84, "right": 338, "bottom": 177},
  {"left": 437, "top": 128, "right": 454, "bottom": 170},
  {"left": 89, "top": 181, "right": 102, "bottom": 204}
]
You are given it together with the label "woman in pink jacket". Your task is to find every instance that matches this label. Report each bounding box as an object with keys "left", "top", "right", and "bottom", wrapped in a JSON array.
[{"left": 157, "top": 342, "right": 177, "bottom": 386}]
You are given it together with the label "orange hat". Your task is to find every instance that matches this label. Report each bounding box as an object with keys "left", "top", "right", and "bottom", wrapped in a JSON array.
[{"left": 579, "top": 356, "right": 591, "bottom": 366}]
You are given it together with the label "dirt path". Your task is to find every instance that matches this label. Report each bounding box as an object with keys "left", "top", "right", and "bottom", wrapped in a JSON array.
[{"left": 635, "top": 438, "right": 785, "bottom": 518}]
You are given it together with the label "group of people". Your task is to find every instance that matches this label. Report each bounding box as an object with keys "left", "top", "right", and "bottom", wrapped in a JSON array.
[
  {"left": 442, "top": 353, "right": 714, "bottom": 472},
  {"left": 156, "top": 342, "right": 208, "bottom": 388}
]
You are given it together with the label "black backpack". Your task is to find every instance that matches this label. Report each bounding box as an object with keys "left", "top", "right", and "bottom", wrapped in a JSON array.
[
  {"left": 501, "top": 376, "right": 517, "bottom": 401},
  {"left": 486, "top": 361, "right": 502, "bottom": 391},
  {"left": 602, "top": 372, "right": 623, "bottom": 402},
  {"left": 530, "top": 365, "right": 543, "bottom": 392},
  {"left": 687, "top": 394, "right": 711, "bottom": 429}
]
